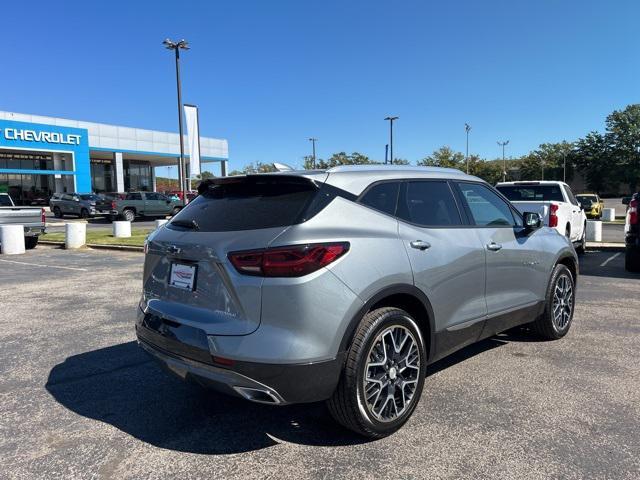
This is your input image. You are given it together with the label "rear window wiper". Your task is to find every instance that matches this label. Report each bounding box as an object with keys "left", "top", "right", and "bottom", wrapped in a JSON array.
[{"left": 170, "top": 219, "right": 200, "bottom": 231}]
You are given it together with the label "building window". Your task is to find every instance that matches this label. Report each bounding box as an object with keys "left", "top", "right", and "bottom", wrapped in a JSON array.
[
  {"left": 124, "top": 160, "right": 151, "bottom": 191},
  {"left": 90, "top": 159, "right": 115, "bottom": 193}
]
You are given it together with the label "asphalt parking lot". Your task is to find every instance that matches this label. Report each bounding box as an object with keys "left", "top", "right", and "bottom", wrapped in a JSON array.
[{"left": 1, "top": 246, "right": 639, "bottom": 479}]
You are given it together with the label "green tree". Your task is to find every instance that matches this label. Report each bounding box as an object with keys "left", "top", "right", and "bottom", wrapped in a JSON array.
[
  {"left": 605, "top": 104, "right": 640, "bottom": 191},
  {"left": 573, "top": 132, "right": 613, "bottom": 193},
  {"left": 392, "top": 158, "right": 411, "bottom": 165},
  {"left": 417, "top": 146, "right": 464, "bottom": 168},
  {"left": 519, "top": 142, "right": 574, "bottom": 181},
  {"left": 313, "top": 152, "right": 378, "bottom": 169}
]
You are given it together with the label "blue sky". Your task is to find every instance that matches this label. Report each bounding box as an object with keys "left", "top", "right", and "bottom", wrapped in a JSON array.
[{"left": 1, "top": 0, "right": 638, "bottom": 175}]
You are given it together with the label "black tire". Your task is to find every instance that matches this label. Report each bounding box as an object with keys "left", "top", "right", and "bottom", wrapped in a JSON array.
[
  {"left": 53, "top": 207, "right": 62, "bottom": 219},
  {"left": 625, "top": 249, "right": 640, "bottom": 273},
  {"left": 576, "top": 223, "right": 586, "bottom": 254},
  {"left": 326, "top": 307, "right": 427, "bottom": 438},
  {"left": 80, "top": 208, "right": 89, "bottom": 219},
  {"left": 533, "top": 264, "right": 575, "bottom": 340},
  {"left": 25, "top": 236, "right": 38, "bottom": 250},
  {"left": 171, "top": 207, "right": 181, "bottom": 216},
  {"left": 122, "top": 209, "right": 135, "bottom": 222}
]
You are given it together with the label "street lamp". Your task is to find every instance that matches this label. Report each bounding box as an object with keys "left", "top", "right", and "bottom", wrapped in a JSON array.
[
  {"left": 465, "top": 123, "right": 472, "bottom": 174},
  {"left": 163, "top": 38, "right": 189, "bottom": 201},
  {"left": 384, "top": 116, "right": 399, "bottom": 165},
  {"left": 308, "top": 137, "right": 317, "bottom": 169},
  {"left": 497, "top": 140, "right": 509, "bottom": 182}
]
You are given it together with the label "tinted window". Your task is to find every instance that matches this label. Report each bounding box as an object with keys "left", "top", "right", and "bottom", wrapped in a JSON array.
[
  {"left": 496, "top": 184, "right": 564, "bottom": 202},
  {"left": 145, "top": 193, "right": 160, "bottom": 200},
  {"left": 79, "top": 194, "right": 100, "bottom": 201},
  {"left": 457, "top": 183, "right": 515, "bottom": 227},
  {"left": 126, "top": 192, "right": 142, "bottom": 201},
  {"left": 563, "top": 185, "right": 579, "bottom": 206},
  {"left": 360, "top": 182, "right": 399, "bottom": 216},
  {"left": 169, "top": 177, "right": 318, "bottom": 232},
  {"left": 0, "top": 195, "right": 12, "bottom": 206},
  {"left": 397, "top": 181, "right": 461, "bottom": 226},
  {"left": 62, "top": 194, "right": 74, "bottom": 201}
]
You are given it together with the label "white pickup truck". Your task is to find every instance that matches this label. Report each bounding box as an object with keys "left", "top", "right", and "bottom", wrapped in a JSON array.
[
  {"left": 496, "top": 181, "right": 587, "bottom": 253},
  {"left": 0, "top": 193, "right": 46, "bottom": 249}
]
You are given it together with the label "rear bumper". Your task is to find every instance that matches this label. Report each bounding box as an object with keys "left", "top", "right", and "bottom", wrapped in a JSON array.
[{"left": 135, "top": 314, "right": 344, "bottom": 405}]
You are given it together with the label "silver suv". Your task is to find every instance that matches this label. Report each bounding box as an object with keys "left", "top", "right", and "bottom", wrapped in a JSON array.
[{"left": 137, "top": 166, "right": 578, "bottom": 437}]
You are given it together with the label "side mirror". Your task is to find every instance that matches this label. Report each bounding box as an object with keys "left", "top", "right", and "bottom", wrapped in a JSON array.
[{"left": 523, "top": 212, "right": 542, "bottom": 231}]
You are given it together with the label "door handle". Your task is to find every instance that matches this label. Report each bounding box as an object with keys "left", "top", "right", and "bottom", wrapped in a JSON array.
[
  {"left": 487, "top": 242, "right": 502, "bottom": 251},
  {"left": 410, "top": 240, "right": 431, "bottom": 251}
]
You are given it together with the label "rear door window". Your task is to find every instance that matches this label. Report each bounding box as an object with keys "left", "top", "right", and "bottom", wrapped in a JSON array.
[
  {"left": 169, "top": 176, "right": 319, "bottom": 232},
  {"left": 359, "top": 182, "right": 400, "bottom": 216},
  {"left": 496, "top": 184, "right": 564, "bottom": 202},
  {"left": 126, "top": 193, "right": 142, "bottom": 201},
  {"left": 396, "top": 181, "right": 462, "bottom": 227}
]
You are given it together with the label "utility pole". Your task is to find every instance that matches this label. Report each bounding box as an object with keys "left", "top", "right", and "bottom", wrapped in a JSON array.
[
  {"left": 384, "top": 116, "right": 399, "bottom": 165},
  {"left": 308, "top": 137, "right": 317, "bottom": 169},
  {"left": 497, "top": 140, "right": 509, "bottom": 182},
  {"left": 563, "top": 151, "right": 567, "bottom": 182},
  {"left": 385, "top": 144, "right": 389, "bottom": 164},
  {"left": 163, "top": 38, "right": 190, "bottom": 201},
  {"left": 465, "top": 123, "right": 472, "bottom": 174}
]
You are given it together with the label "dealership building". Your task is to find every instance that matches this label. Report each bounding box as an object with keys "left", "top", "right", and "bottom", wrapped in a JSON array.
[{"left": 0, "top": 111, "right": 228, "bottom": 205}]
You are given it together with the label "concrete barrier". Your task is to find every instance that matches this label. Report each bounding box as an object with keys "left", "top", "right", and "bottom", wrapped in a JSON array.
[
  {"left": 0, "top": 225, "right": 25, "bottom": 255},
  {"left": 586, "top": 220, "right": 602, "bottom": 242},
  {"left": 65, "top": 222, "right": 87, "bottom": 249},
  {"left": 155, "top": 219, "right": 168, "bottom": 229},
  {"left": 113, "top": 221, "right": 131, "bottom": 238},
  {"left": 602, "top": 208, "right": 616, "bottom": 222}
]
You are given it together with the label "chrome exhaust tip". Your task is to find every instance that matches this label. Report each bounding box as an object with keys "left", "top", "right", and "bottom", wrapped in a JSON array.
[{"left": 233, "top": 386, "right": 282, "bottom": 405}]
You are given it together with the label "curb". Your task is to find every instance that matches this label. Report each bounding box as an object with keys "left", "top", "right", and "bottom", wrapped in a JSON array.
[
  {"left": 39, "top": 240, "right": 144, "bottom": 252},
  {"left": 586, "top": 242, "right": 625, "bottom": 251}
]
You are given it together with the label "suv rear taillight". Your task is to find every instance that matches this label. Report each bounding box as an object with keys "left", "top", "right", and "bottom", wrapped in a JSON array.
[
  {"left": 629, "top": 199, "right": 638, "bottom": 225},
  {"left": 111, "top": 200, "right": 117, "bottom": 210},
  {"left": 41, "top": 208, "right": 46, "bottom": 224},
  {"left": 549, "top": 203, "right": 559, "bottom": 228},
  {"left": 229, "top": 242, "right": 350, "bottom": 277}
]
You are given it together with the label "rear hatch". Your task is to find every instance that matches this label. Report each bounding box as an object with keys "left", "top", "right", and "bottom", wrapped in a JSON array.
[{"left": 142, "top": 174, "right": 325, "bottom": 336}]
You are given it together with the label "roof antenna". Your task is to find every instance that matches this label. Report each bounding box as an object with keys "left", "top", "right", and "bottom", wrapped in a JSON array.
[{"left": 273, "top": 162, "right": 294, "bottom": 172}]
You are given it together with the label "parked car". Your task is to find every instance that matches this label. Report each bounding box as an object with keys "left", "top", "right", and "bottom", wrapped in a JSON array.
[
  {"left": 49, "top": 193, "right": 112, "bottom": 219},
  {"left": 576, "top": 193, "right": 604, "bottom": 219},
  {"left": 136, "top": 166, "right": 578, "bottom": 438},
  {"left": 0, "top": 193, "right": 45, "bottom": 249},
  {"left": 108, "top": 191, "right": 183, "bottom": 222},
  {"left": 624, "top": 193, "right": 639, "bottom": 272},
  {"left": 496, "top": 181, "right": 587, "bottom": 253}
]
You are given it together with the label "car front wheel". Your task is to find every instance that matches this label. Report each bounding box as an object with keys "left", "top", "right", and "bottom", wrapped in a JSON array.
[{"left": 327, "top": 307, "right": 427, "bottom": 438}]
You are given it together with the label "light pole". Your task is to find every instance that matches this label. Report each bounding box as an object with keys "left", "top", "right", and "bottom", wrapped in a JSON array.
[
  {"left": 308, "top": 137, "right": 317, "bottom": 169},
  {"left": 384, "top": 116, "right": 399, "bottom": 164},
  {"left": 163, "top": 38, "right": 189, "bottom": 201},
  {"left": 563, "top": 151, "right": 567, "bottom": 182},
  {"left": 497, "top": 140, "right": 509, "bottom": 182},
  {"left": 465, "top": 123, "right": 472, "bottom": 174}
]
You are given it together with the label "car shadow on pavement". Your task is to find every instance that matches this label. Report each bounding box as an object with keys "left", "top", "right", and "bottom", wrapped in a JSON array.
[{"left": 46, "top": 332, "right": 532, "bottom": 454}]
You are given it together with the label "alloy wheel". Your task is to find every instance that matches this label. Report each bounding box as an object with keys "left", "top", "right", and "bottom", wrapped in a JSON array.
[
  {"left": 552, "top": 274, "right": 573, "bottom": 330},
  {"left": 363, "top": 325, "right": 420, "bottom": 422}
]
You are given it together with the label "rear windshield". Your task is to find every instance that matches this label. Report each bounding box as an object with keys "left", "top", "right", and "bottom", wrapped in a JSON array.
[
  {"left": 168, "top": 176, "right": 319, "bottom": 232},
  {"left": 496, "top": 185, "right": 564, "bottom": 202}
]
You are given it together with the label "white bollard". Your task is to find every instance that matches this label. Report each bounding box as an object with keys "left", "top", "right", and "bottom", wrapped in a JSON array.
[
  {"left": 113, "top": 220, "right": 131, "bottom": 238},
  {"left": 65, "top": 222, "right": 87, "bottom": 249},
  {"left": 586, "top": 220, "right": 602, "bottom": 242},
  {"left": 0, "top": 225, "right": 26, "bottom": 255},
  {"left": 602, "top": 208, "right": 615, "bottom": 222},
  {"left": 155, "top": 219, "right": 168, "bottom": 229}
]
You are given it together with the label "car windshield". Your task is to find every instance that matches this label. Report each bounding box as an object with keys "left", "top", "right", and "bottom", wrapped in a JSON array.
[
  {"left": 497, "top": 184, "right": 564, "bottom": 202},
  {"left": 576, "top": 195, "right": 595, "bottom": 204}
]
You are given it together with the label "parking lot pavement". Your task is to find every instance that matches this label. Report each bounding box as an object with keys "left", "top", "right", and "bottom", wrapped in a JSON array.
[{"left": 1, "top": 246, "right": 639, "bottom": 479}]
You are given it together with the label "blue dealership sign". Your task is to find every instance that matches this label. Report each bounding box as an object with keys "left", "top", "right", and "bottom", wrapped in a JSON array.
[{"left": 0, "top": 119, "right": 91, "bottom": 192}]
